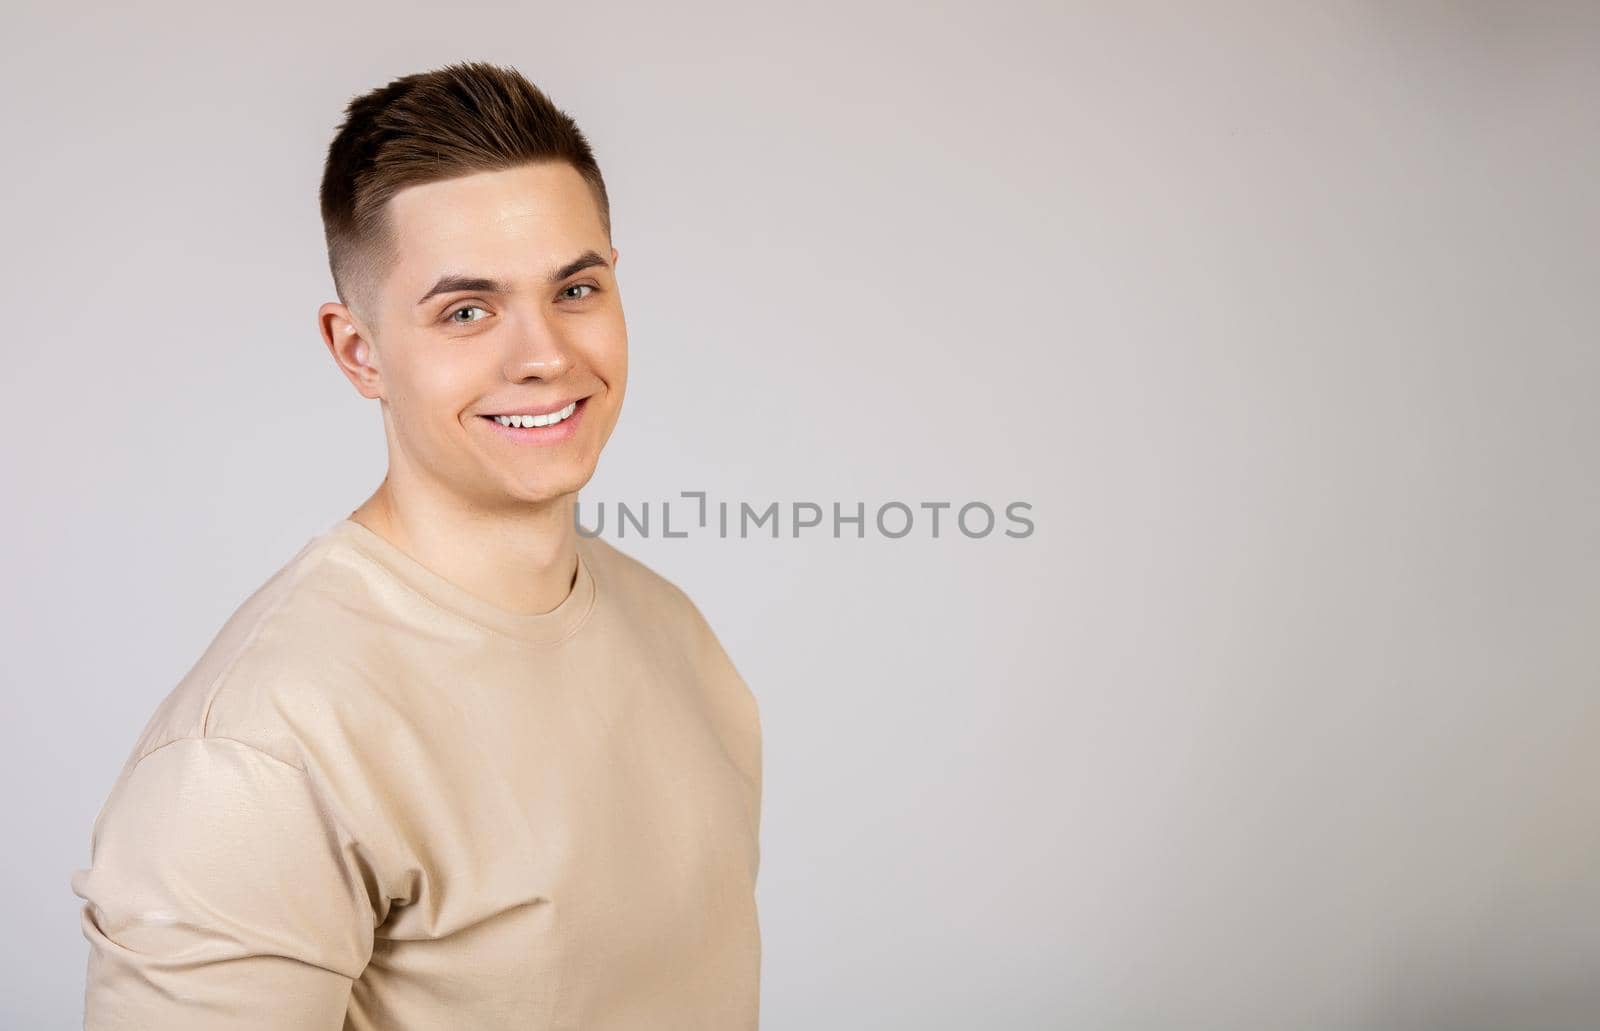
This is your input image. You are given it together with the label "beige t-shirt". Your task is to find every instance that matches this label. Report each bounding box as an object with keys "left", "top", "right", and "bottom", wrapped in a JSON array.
[{"left": 70, "top": 516, "right": 762, "bottom": 1030}]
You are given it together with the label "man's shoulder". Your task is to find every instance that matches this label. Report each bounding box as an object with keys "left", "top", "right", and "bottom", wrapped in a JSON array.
[
  {"left": 122, "top": 529, "right": 396, "bottom": 773},
  {"left": 579, "top": 531, "right": 713, "bottom": 630},
  {"left": 576, "top": 532, "right": 754, "bottom": 693}
]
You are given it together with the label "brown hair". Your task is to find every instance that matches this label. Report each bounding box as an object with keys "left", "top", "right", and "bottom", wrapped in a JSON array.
[{"left": 319, "top": 60, "right": 610, "bottom": 327}]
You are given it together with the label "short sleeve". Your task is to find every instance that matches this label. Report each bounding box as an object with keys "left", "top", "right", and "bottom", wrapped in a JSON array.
[{"left": 70, "top": 736, "right": 379, "bottom": 1030}]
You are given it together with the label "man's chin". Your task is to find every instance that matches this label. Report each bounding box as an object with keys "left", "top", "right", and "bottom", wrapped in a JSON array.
[{"left": 499, "top": 468, "right": 595, "bottom": 507}]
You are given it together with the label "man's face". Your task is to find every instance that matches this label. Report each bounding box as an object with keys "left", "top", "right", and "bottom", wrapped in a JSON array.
[{"left": 338, "top": 161, "right": 626, "bottom": 511}]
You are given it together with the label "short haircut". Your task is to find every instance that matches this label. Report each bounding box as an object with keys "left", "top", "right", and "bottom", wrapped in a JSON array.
[{"left": 318, "top": 60, "right": 610, "bottom": 327}]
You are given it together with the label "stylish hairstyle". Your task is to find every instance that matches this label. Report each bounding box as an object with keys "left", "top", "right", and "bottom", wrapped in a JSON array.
[{"left": 319, "top": 60, "right": 610, "bottom": 327}]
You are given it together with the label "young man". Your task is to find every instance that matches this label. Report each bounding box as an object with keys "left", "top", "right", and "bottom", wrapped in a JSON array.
[{"left": 70, "top": 61, "right": 762, "bottom": 1029}]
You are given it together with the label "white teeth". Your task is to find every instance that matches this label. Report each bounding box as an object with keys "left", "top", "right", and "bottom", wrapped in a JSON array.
[{"left": 494, "top": 401, "right": 577, "bottom": 429}]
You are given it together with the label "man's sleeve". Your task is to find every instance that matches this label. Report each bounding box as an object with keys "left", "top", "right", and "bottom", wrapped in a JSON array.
[{"left": 70, "top": 736, "right": 380, "bottom": 1030}]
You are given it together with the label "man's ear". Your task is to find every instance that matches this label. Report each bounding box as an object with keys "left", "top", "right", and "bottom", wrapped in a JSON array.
[{"left": 318, "top": 301, "right": 384, "bottom": 401}]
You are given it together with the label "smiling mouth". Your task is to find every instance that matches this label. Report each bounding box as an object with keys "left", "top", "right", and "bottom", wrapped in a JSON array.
[
  {"left": 477, "top": 397, "right": 588, "bottom": 443},
  {"left": 481, "top": 398, "right": 582, "bottom": 428}
]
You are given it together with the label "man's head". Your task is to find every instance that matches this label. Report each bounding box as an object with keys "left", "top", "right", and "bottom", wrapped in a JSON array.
[{"left": 317, "top": 61, "right": 625, "bottom": 514}]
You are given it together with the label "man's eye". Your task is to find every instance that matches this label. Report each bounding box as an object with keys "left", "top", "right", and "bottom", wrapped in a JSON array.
[
  {"left": 445, "top": 304, "right": 488, "bottom": 324},
  {"left": 561, "top": 284, "right": 596, "bottom": 301}
]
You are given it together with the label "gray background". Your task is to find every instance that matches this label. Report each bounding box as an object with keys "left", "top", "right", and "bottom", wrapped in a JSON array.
[{"left": 6, "top": 2, "right": 1599, "bottom": 1028}]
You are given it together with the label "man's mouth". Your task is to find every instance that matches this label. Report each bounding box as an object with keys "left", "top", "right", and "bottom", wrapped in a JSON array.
[
  {"left": 477, "top": 396, "right": 588, "bottom": 444},
  {"left": 482, "top": 399, "right": 580, "bottom": 429}
]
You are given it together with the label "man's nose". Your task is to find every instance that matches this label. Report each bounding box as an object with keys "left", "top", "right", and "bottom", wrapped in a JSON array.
[{"left": 502, "top": 320, "right": 571, "bottom": 380}]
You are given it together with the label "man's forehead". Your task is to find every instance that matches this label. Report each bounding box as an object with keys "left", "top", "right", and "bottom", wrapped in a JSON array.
[
  {"left": 387, "top": 163, "right": 593, "bottom": 227},
  {"left": 380, "top": 166, "right": 606, "bottom": 299}
]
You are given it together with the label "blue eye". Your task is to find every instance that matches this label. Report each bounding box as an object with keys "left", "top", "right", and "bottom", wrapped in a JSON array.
[
  {"left": 562, "top": 284, "right": 596, "bottom": 301},
  {"left": 445, "top": 304, "right": 488, "bottom": 324}
]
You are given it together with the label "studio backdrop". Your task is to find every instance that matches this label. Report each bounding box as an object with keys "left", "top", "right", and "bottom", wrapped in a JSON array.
[{"left": 5, "top": 2, "right": 1599, "bottom": 1029}]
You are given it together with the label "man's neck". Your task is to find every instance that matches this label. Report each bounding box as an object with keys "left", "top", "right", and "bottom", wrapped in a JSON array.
[{"left": 348, "top": 486, "right": 581, "bottom": 617}]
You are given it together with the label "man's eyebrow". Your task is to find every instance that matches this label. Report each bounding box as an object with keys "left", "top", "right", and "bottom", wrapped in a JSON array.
[{"left": 414, "top": 250, "right": 612, "bottom": 306}]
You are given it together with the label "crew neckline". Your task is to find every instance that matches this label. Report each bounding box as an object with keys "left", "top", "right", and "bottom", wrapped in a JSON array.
[{"left": 324, "top": 516, "right": 598, "bottom": 646}]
